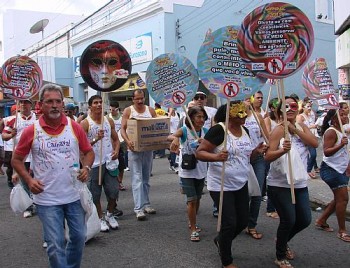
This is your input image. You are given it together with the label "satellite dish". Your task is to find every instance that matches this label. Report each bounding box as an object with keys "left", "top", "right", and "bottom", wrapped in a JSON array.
[{"left": 30, "top": 19, "right": 49, "bottom": 39}]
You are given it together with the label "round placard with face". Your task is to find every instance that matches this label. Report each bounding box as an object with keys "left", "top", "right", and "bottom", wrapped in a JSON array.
[
  {"left": 80, "top": 40, "right": 132, "bottom": 92},
  {"left": 197, "top": 26, "right": 267, "bottom": 99},
  {"left": 146, "top": 53, "right": 198, "bottom": 108},
  {"left": 0, "top": 55, "right": 42, "bottom": 100},
  {"left": 237, "top": 2, "right": 314, "bottom": 79}
]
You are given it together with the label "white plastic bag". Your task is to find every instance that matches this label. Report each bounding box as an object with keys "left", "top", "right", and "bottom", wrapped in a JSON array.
[
  {"left": 10, "top": 184, "right": 33, "bottom": 214},
  {"left": 65, "top": 204, "right": 100, "bottom": 243},
  {"left": 85, "top": 205, "right": 100, "bottom": 242},
  {"left": 248, "top": 164, "right": 261, "bottom": 197},
  {"left": 78, "top": 183, "right": 93, "bottom": 221},
  {"left": 270, "top": 138, "right": 308, "bottom": 184}
]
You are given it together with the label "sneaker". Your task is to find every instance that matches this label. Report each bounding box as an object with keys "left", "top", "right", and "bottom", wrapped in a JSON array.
[
  {"left": 23, "top": 211, "right": 33, "bottom": 218},
  {"left": 213, "top": 209, "right": 218, "bottom": 218},
  {"left": 113, "top": 207, "right": 123, "bottom": 217},
  {"left": 106, "top": 212, "right": 119, "bottom": 229},
  {"left": 144, "top": 206, "right": 156, "bottom": 214},
  {"left": 100, "top": 218, "right": 110, "bottom": 232},
  {"left": 262, "top": 195, "right": 268, "bottom": 202},
  {"left": 124, "top": 167, "right": 130, "bottom": 171},
  {"left": 169, "top": 166, "right": 175, "bottom": 171},
  {"left": 266, "top": 212, "right": 279, "bottom": 219},
  {"left": 136, "top": 210, "right": 146, "bottom": 220},
  {"left": 42, "top": 242, "right": 47, "bottom": 248}
]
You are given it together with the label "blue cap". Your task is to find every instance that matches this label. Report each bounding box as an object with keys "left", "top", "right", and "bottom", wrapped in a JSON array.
[{"left": 65, "top": 103, "right": 76, "bottom": 110}]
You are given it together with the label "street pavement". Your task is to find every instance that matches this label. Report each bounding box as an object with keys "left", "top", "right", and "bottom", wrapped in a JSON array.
[{"left": 0, "top": 156, "right": 349, "bottom": 268}]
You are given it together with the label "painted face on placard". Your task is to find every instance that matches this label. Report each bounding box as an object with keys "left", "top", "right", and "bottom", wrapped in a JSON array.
[
  {"left": 80, "top": 40, "right": 132, "bottom": 92},
  {"left": 88, "top": 50, "right": 121, "bottom": 89}
]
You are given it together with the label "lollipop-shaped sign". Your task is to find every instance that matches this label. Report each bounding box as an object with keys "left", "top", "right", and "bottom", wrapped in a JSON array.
[
  {"left": 0, "top": 55, "right": 42, "bottom": 100},
  {"left": 197, "top": 25, "right": 267, "bottom": 100},
  {"left": 80, "top": 40, "right": 132, "bottom": 92},
  {"left": 302, "top": 58, "right": 339, "bottom": 109},
  {"left": 237, "top": 2, "right": 314, "bottom": 79},
  {"left": 146, "top": 53, "right": 199, "bottom": 108}
]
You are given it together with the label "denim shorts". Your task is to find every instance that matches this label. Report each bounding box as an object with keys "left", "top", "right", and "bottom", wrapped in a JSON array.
[
  {"left": 179, "top": 177, "right": 205, "bottom": 202},
  {"left": 88, "top": 164, "right": 119, "bottom": 203},
  {"left": 320, "top": 161, "right": 349, "bottom": 190}
]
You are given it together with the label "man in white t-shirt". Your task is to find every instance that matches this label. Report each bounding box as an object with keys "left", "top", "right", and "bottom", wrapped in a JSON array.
[
  {"left": 192, "top": 91, "right": 217, "bottom": 129},
  {"left": 252, "top": 91, "right": 266, "bottom": 118}
]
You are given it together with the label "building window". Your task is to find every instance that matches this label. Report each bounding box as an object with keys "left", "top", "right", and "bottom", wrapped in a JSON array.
[{"left": 315, "top": 0, "right": 333, "bottom": 24}]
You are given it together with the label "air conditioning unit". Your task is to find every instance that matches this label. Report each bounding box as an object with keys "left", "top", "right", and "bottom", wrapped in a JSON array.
[{"left": 336, "top": 28, "right": 350, "bottom": 68}]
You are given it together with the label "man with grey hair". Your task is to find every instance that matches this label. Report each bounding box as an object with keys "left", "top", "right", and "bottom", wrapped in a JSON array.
[{"left": 12, "top": 83, "right": 94, "bottom": 268}]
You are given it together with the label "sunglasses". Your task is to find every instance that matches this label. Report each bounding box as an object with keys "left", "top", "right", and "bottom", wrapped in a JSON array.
[
  {"left": 194, "top": 95, "right": 206, "bottom": 100},
  {"left": 285, "top": 102, "right": 298, "bottom": 112}
]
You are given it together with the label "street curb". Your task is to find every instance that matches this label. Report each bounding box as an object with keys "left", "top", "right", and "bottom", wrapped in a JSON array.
[{"left": 309, "top": 198, "right": 350, "bottom": 222}]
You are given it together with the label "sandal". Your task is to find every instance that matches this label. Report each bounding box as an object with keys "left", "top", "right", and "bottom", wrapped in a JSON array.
[
  {"left": 274, "top": 259, "right": 294, "bottom": 268},
  {"left": 245, "top": 228, "right": 263, "bottom": 239},
  {"left": 266, "top": 212, "right": 279, "bottom": 219},
  {"left": 190, "top": 231, "right": 200, "bottom": 242},
  {"left": 188, "top": 224, "right": 201, "bottom": 232},
  {"left": 315, "top": 222, "right": 334, "bottom": 232},
  {"left": 337, "top": 232, "right": 350, "bottom": 242},
  {"left": 285, "top": 245, "right": 295, "bottom": 260},
  {"left": 119, "top": 183, "right": 126, "bottom": 191}
]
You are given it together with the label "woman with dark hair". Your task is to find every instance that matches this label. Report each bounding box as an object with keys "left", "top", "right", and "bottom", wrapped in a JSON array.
[
  {"left": 196, "top": 101, "right": 267, "bottom": 268},
  {"left": 168, "top": 106, "right": 208, "bottom": 242},
  {"left": 265, "top": 96, "right": 318, "bottom": 268},
  {"left": 315, "top": 109, "right": 350, "bottom": 242}
]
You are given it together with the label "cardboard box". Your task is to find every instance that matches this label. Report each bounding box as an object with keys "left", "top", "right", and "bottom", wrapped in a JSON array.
[{"left": 127, "top": 117, "right": 170, "bottom": 152}]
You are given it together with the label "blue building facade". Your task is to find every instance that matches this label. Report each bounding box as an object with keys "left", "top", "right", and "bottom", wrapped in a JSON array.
[{"left": 69, "top": 0, "right": 337, "bottom": 107}]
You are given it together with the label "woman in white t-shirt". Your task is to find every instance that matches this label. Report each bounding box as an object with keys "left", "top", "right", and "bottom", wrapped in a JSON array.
[
  {"left": 316, "top": 109, "right": 350, "bottom": 242},
  {"left": 196, "top": 101, "right": 266, "bottom": 268},
  {"left": 265, "top": 96, "right": 318, "bottom": 268}
]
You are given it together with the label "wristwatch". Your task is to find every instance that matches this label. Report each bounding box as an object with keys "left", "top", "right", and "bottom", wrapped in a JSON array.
[{"left": 84, "top": 165, "right": 92, "bottom": 172}]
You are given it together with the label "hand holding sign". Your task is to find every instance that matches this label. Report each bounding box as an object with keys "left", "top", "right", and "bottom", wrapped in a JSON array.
[{"left": 80, "top": 40, "right": 131, "bottom": 185}]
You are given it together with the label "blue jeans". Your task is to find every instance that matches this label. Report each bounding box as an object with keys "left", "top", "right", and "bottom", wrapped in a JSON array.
[
  {"left": 268, "top": 186, "right": 311, "bottom": 260},
  {"left": 210, "top": 183, "right": 249, "bottom": 266},
  {"left": 248, "top": 155, "right": 266, "bottom": 229},
  {"left": 36, "top": 200, "right": 86, "bottom": 268},
  {"left": 129, "top": 151, "right": 153, "bottom": 212},
  {"left": 307, "top": 146, "right": 317, "bottom": 172}
]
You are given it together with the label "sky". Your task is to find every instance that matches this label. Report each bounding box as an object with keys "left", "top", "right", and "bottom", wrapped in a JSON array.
[{"left": 0, "top": 0, "right": 111, "bottom": 16}]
